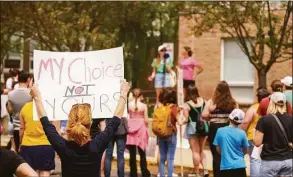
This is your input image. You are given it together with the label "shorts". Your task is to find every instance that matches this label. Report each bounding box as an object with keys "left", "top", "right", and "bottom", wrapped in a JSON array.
[
  {"left": 20, "top": 145, "right": 55, "bottom": 171},
  {"left": 259, "top": 159, "right": 292, "bottom": 177},
  {"left": 154, "top": 73, "right": 172, "bottom": 88},
  {"left": 184, "top": 124, "right": 199, "bottom": 139},
  {"left": 183, "top": 80, "right": 195, "bottom": 88}
]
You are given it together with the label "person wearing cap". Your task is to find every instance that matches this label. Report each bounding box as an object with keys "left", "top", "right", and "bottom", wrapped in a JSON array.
[
  {"left": 254, "top": 92, "right": 293, "bottom": 177},
  {"left": 148, "top": 45, "right": 174, "bottom": 106},
  {"left": 241, "top": 88, "right": 270, "bottom": 177},
  {"left": 281, "top": 76, "right": 292, "bottom": 107},
  {"left": 213, "top": 109, "right": 249, "bottom": 177},
  {"left": 257, "top": 79, "right": 292, "bottom": 116}
]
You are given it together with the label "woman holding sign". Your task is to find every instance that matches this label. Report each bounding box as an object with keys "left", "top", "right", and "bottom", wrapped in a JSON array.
[
  {"left": 148, "top": 45, "right": 174, "bottom": 107},
  {"left": 179, "top": 47, "right": 203, "bottom": 99},
  {"left": 30, "top": 79, "right": 130, "bottom": 177}
]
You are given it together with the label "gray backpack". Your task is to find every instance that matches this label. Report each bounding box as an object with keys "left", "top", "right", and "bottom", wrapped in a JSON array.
[{"left": 116, "top": 117, "right": 129, "bottom": 136}]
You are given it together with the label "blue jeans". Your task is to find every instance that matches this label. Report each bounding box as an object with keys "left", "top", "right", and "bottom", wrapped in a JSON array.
[
  {"left": 248, "top": 140, "right": 261, "bottom": 177},
  {"left": 104, "top": 136, "right": 126, "bottom": 177},
  {"left": 259, "top": 159, "right": 292, "bottom": 177},
  {"left": 158, "top": 132, "right": 177, "bottom": 177}
]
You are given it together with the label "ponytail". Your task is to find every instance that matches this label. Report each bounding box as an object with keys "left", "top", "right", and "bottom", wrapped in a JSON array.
[
  {"left": 133, "top": 88, "right": 142, "bottom": 112},
  {"left": 68, "top": 123, "right": 91, "bottom": 146},
  {"left": 67, "top": 104, "right": 92, "bottom": 146}
]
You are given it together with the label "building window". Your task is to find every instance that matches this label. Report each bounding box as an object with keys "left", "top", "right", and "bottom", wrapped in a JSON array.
[{"left": 221, "top": 39, "right": 255, "bottom": 104}]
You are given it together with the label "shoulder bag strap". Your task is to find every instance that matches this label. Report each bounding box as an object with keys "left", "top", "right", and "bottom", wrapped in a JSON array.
[
  {"left": 271, "top": 114, "right": 292, "bottom": 149},
  {"left": 187, "top": 102, "right": 203, "bottom": 122}
]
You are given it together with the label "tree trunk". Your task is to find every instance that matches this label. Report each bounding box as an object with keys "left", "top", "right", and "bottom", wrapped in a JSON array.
[
  {"left": 23, "top": 32, "right": 30, "bottom": 72},
  {"left": 257, "top": 69, "right": 267, "bottom": 89}
]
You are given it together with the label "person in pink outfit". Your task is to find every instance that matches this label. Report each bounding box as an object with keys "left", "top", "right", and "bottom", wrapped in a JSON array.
[
  {"left": 126, "top": 88, "right": 151, "bottom": 177},
  {"left": 179, "top": 46, "right": 203, "bottom": 99}
]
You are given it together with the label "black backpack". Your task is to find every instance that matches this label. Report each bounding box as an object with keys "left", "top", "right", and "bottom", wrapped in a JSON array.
[{"left": 187, "top": 102, "right": 209, "bottom": 136}]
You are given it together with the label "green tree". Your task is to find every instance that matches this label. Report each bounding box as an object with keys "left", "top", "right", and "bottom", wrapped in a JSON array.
[
  {"left": 185, "top": 1, "right": 292, "bottom": 88},
  {"left": 2, "top": 2, "right": 185, "bottom": 88}
]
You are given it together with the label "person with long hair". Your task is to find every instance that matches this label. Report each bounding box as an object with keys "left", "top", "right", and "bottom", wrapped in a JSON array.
[
  {"left": 258, "top": 79, "right": 292, "bottom": 116},
  {"left": 19, "top": 101, "right": 55, "bottom": 176},
  {"left": 254, "top": 92, "right": 293, "bottom": 177},
  {"left": 241, "top": 88, "right": 270, "bottom": 177},
  {"left": 30, "top": 79, "right": 130, "bottom": 177},
  {"left": 127, "top": 88, "right": 151, "bottom": 177},
  {"left": 183, "top": 85, "right": 208, "bottom": 177},
  {"left": 179, "top": 47, "right": 203, "bottom": 99},
  {"left": 201, "top": 81, "right": 238, "bottom": 177},
  {"left": 148, "top": 45, "right": 174, "bottom": 107}
]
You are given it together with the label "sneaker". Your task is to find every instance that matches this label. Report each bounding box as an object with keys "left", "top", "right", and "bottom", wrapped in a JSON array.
[{"left": 203, "top": 169, "right": 209, "bottom": 177}]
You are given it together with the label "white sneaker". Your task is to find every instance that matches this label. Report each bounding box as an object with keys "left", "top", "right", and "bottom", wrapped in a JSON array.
[{"left": 157, "top": 173, "right": 178, "bottom": 177}]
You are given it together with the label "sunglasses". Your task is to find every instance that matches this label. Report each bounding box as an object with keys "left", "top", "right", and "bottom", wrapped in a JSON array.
[{"left": 72, "top": 103, "right": 91, "bottom": 109}]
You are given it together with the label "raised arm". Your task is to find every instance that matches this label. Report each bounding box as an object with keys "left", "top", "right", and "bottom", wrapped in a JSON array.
[
  {"left": 93, "top": 79, "right": 130, "bottom": 152},
  {"left": 30, "top": 85, "right": 66, "bottom": 154}
]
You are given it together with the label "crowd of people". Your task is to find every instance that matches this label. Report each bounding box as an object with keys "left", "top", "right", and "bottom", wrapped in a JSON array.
[{"left": 0, "top": 45, "right": 292, "bottom": 177}]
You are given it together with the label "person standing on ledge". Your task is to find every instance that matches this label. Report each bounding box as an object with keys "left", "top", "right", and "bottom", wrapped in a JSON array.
[
  {"left": 179, "top": 47, "right": 203, "bottom": 99},
  {"left": 30, "top": 79, "right": 130, "bottom": 177}
]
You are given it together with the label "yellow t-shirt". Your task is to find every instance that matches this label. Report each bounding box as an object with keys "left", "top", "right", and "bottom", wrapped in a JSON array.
[
  {"left": 246, "top": 103, "right": 260, "bottom": 141},
  {"left": 20, "top": 102, "right": 50, "bottom": 146}
]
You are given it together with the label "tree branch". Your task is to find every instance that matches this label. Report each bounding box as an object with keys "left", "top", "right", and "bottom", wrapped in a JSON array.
[
  {"left": 266, "top": 1, "right": 292, "bottom": 72},
  {"left": 275, "top": 57, "right": 292, "bottom": 63}
]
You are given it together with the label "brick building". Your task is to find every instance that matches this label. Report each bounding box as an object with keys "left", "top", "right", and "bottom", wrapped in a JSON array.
[{"left": 178, "top": 16, "right": 292, "bottom": 106}]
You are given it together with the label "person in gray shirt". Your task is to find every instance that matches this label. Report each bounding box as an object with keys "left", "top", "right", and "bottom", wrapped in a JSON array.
[{"left": 8, "top": 71, "right": 32, "bottom": 153}]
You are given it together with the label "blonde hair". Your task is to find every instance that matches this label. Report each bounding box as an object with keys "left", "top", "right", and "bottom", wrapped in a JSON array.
[
  {"left": 266, "top": 99, "right": 287, "bottom": 115},
  {"left": 66, "top": 104, "right": 92, "bottom": 146}
]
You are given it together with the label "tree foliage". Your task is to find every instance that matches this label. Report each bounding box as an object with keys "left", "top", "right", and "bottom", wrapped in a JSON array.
[
  {"left": 1, "top": 2, "right": 186, "bottom": 88},
  {"left": 184, "top": 1, "right": 292, "bottom": 88}
]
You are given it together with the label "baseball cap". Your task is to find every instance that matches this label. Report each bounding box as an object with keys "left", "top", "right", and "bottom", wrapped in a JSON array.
[
  {"left": 158, "top": 45, "right": 167, "bottom": 52},
  {"left": 271, "top": 92, "right": 286, "bottom": 105},
  {"left": 281, "top": 76, "right": 292, "bottom": 87},
  {"left": 229, "top": 109, "right": 245, "bottom": 124}
]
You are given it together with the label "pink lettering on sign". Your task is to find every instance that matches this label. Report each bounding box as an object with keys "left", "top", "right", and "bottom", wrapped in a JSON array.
[
  {"left": 68, "top": 58, "right": 83, "bottom": 84},
  {"left": 67, "top": 58, "right": 123, "bottom": 84},
  {"left": 38, "top": 58, "right": 64, "bottom": 84}
]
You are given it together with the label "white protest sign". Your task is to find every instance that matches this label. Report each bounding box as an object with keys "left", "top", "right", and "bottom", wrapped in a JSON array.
[{"left": 33, "top": 47, "right": 124, "bottom": 120}]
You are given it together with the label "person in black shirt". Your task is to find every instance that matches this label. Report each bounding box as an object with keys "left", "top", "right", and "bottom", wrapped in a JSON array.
[
  {"left": 30, "top": 79, "right": 130, "bottom": 177},
  {"left": 0, "top": 124, "right": 37, "bottom": 177},
  {"left": 254, "top": 92, "right": 293, "bottom": 177}
]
